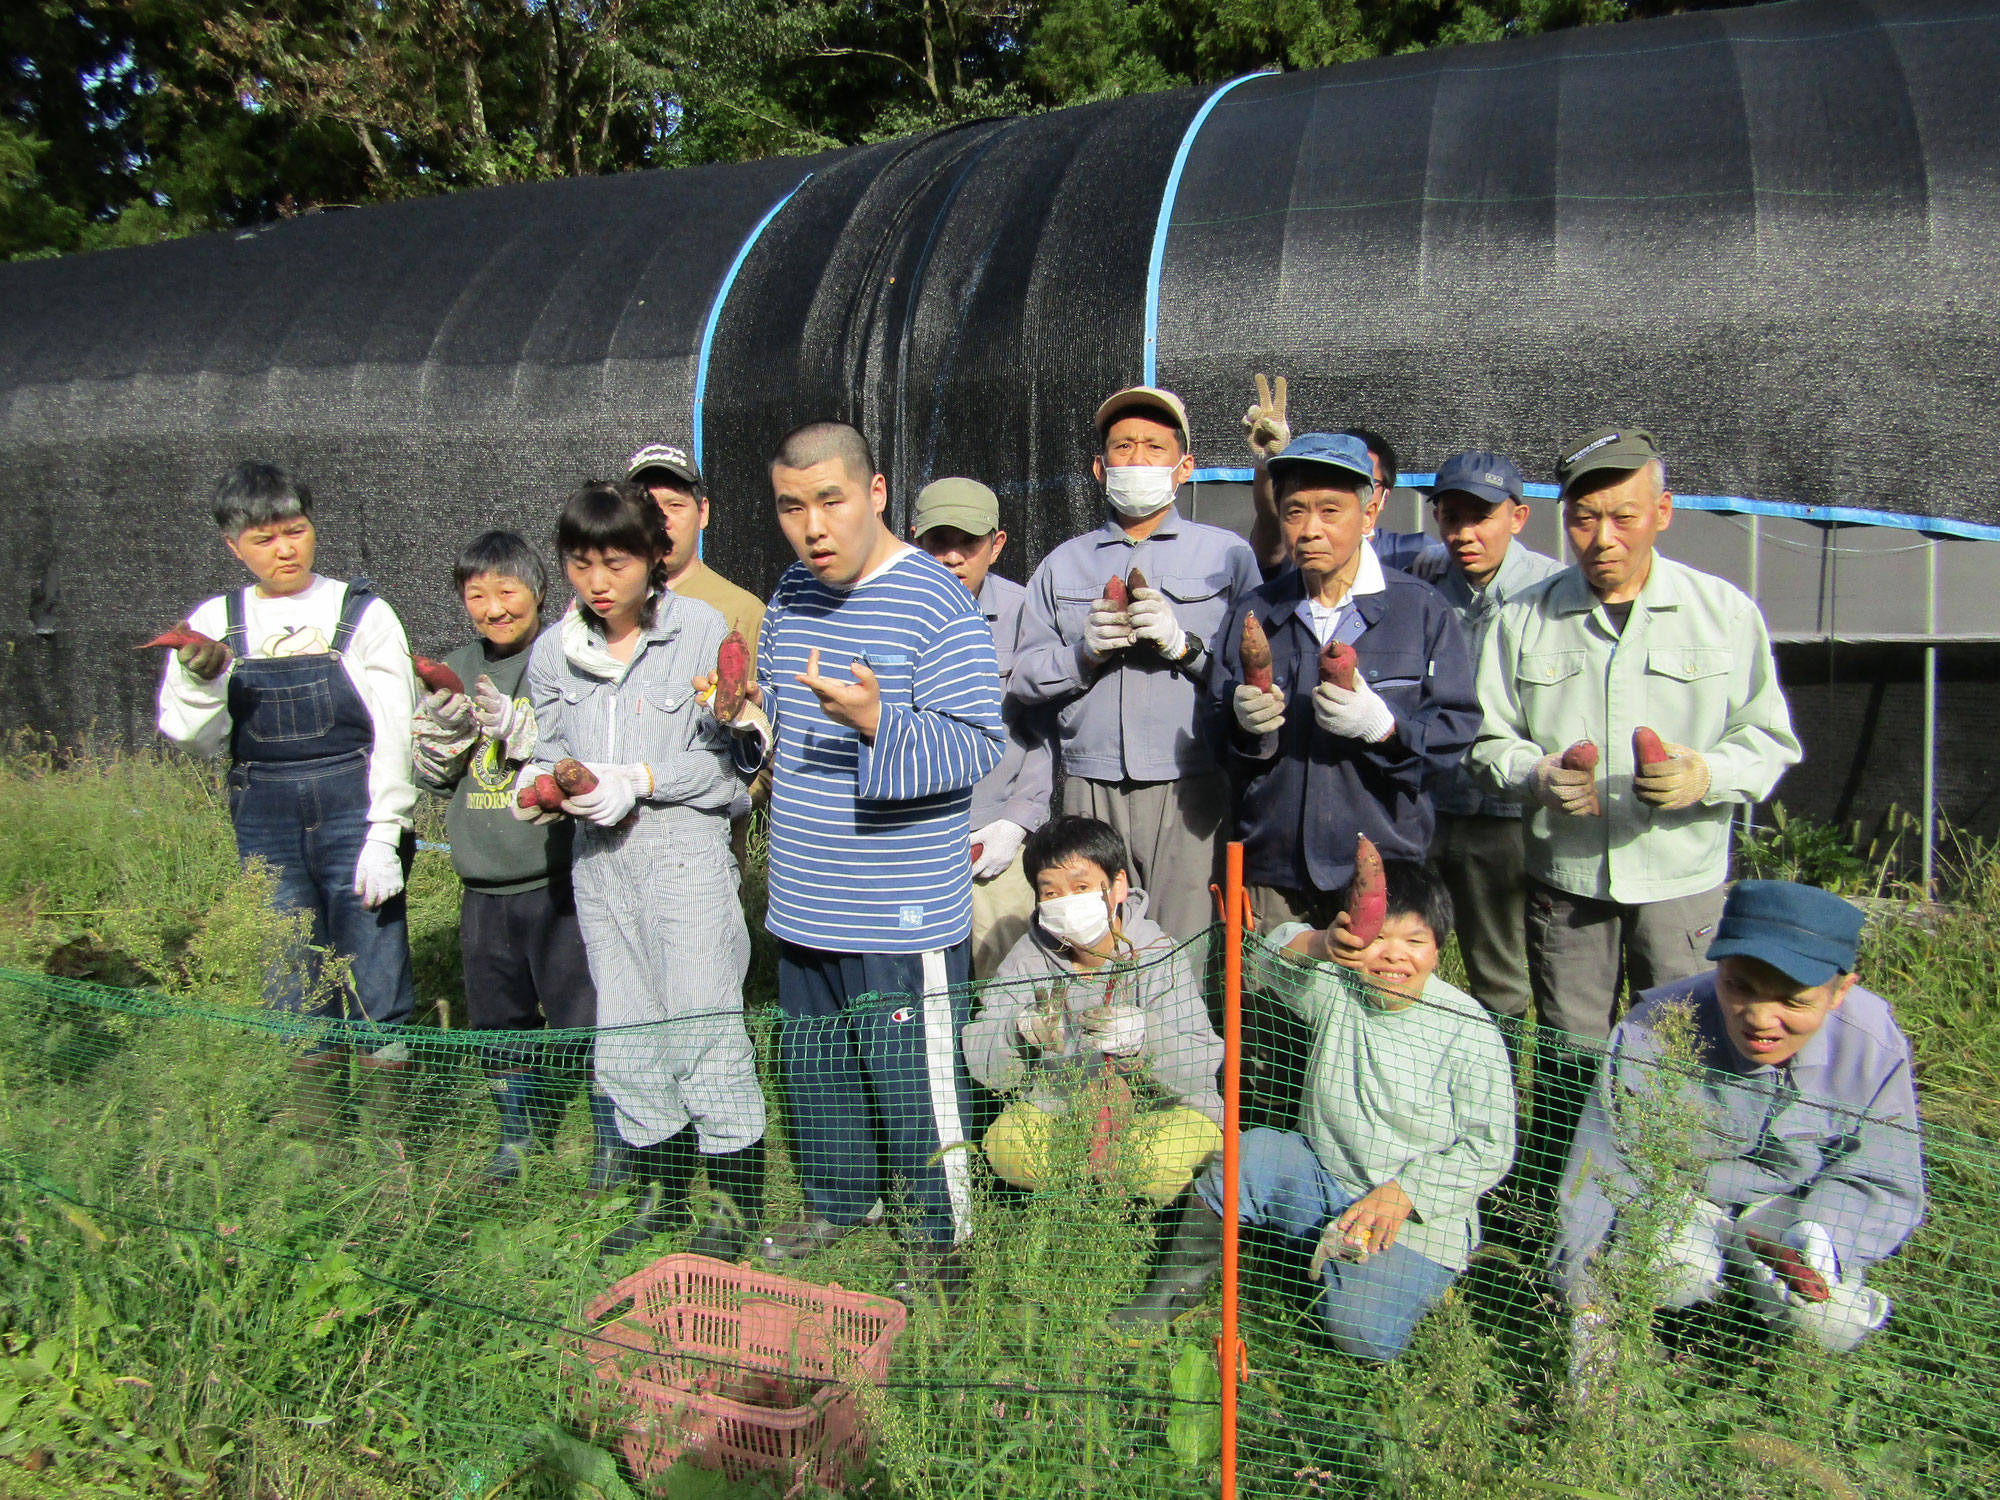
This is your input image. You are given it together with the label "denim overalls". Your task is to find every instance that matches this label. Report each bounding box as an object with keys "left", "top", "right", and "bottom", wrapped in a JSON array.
[{"left": 222, "top": 582, "right": 416, "bottom": 1031}]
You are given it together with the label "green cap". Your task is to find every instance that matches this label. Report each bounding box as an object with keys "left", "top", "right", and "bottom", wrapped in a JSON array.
[
  {"left": 1556, "top": 427, "right": 1662, "bottom": 496},
  {"left": 912, "top": 477, "right": 1000, "bottom": 539}
]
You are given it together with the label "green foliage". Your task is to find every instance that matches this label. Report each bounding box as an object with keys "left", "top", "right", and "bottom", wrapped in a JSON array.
[
  {"left": 5, "top": 1, "right": 1765, "bottom": 260},
  {"left": 1735, "top": 802, "right": 1916, "bottom": 897},
  {"left": 0, "top": 745, "right": 1996, "bottom": 1499}
]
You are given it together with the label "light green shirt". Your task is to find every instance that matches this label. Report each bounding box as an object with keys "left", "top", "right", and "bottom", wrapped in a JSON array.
[
  {"left": 1255, "top": 927, "right": 1517, "bottom": 1272},
  {"left": 1470, "top": 554, "right": 1799, "bottom": 904}
]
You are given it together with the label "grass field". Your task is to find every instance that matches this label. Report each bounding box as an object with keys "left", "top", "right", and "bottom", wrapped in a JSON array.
[{"left": 0, "top": 741, "right": 1996, "bottom": 1499}]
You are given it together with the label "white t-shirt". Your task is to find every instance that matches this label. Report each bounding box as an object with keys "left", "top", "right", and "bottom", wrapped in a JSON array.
[{"left": 155, "top": 575, "right": 416, "bottom": 842}]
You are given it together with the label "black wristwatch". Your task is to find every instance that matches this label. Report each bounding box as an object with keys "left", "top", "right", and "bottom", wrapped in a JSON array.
[{"left": 1172, "top": 637, "right": 1206, "bottom": 675}]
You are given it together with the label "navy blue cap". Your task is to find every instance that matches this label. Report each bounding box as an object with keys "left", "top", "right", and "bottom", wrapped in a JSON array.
[
  {"left": 1705, "top": 880, "right": 1864, "bottom": 988},
  {"left": 1431, "top": 451, "right": 1525, "bottom": 508},
  {"left": 1267, "top": 432, "right": 1374, "bottom": 486}
]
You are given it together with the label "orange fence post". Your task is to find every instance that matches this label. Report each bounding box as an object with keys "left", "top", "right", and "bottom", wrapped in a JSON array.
[{"left": 1220, "top": 840, "right": 1245, "bottom": 1500}]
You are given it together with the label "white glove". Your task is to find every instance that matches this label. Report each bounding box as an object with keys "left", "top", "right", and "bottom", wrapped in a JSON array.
[
  {"left": 1083, "top": 603, "right": 1135, "bottom": 661},
  {"left": 1528, "top": 754, "right": 1601, "bottom": 817},
  {"left": 1234, "top": 684, "right": 1286, "bottom": 736},
  {"left": 353, "top": 839, "right": 405, "bottom": 909},
  {"left": 970, "top": 819, "right": 1027, "bottom": 881},
  {"left": 1080, "top": 1003, "right": 1145, "bottom": 1058},
  {"left": 511, "top": 762, "right": 561, "bottom": 825},
  {"left": 1312, "top": 678, "right": 1395, "bottom": 743},
  {"left": 726, "top": 696, "right": 773, "bottom": 766},
  {"left": 417, "top": 687, "right": 474, "bottom": 735},
  {"left": 1017, "top": 1003, "right": 1066, "bottom": 1054},
  {"left": 562, "top": 763, "right": 649, "bottom": 828},
  {"left": 1125, "top": 587, "right": 1186, "bottom": 658}
]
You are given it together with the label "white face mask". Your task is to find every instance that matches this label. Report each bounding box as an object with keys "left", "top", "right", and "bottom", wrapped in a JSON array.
[
  {"left": 1037, "top": 889, "right": 1113, "bottom": 948},
  {"left": 1104, "top": 462, "right": 1180, "bottom": 518}
]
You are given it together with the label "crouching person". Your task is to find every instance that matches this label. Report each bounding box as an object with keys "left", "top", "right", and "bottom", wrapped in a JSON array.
[
  {"left": 522, "top": 481, "right": 766, "bottom": 1262},
  {"left": 1552, "top": 880, "right": 1924, "bottom": 1353},
  {"left": 1115, "top": 861, "right": 1515, "bottom": 1359},
  {"left": 156, "top": 462, "right": 418, "bottom": 1142},
  {"left": 411, "top": 532, "right": 610, "bottom": 1187},
  {"left": 965, "top": 817, "right": 1223, "bottom": 1204}
]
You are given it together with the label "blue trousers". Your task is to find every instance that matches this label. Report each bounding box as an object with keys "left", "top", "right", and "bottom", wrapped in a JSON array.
[
  {"left": 228, "top": 755, "right": 416, "bottom": 1038},
  {"left": 776, "top": 940, "right": 974, "bottom": 1245},
  {"left": 1198, "top": 1126, "right": 1457, "bottom": 1361}
]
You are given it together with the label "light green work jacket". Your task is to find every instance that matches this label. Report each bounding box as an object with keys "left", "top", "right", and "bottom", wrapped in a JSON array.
[
  {"left": 1254, "top": 928, "right": 1517, "bottom": 1272},
  {"left": 1469, "top": 554, "right": 1800, "bottom": 904}
]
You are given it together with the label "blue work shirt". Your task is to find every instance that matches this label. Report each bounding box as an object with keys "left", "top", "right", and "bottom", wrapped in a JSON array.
[
  {"left": 1408, "top": 541, "right": 1564, "bottom": 819},
  {"left": 969, "top": 571, "right": 1054, "bottom": 834},
  {"left": 1214, "top": 564, "right": 1479, "bottom": 894},
  {"left": 1552, "top": 972, "right": 1925, "bottom": 1291},
  {"left": 1011, "top": 506, "right": 1260, "bottom": 782}
]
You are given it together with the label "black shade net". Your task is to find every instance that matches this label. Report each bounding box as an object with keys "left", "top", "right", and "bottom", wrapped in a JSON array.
[{"left": 4, "top": 0, "right": 2000, "bottom": 756}]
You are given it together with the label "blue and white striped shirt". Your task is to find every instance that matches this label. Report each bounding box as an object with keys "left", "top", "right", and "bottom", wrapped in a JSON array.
[{"left": 759, "top": 549, "right": 1005, "bottom": 953}]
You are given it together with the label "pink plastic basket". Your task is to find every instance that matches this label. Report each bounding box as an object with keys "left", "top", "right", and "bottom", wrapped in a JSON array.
[{"left": 576, "top": 1254, "right": 908, "bottom": 1495}]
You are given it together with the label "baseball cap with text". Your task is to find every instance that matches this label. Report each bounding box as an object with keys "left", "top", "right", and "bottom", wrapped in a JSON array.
[
  {"left": 626, "top": 443, "right": 704, "bottom": 492},
  {"left": 1556, "top": 428, "right": 1662, "bottom": 497}
]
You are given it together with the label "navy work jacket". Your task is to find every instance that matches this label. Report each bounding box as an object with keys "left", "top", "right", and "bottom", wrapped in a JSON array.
[{"left": 1214, "top": 566, "right": 1480, "bottom": 894}]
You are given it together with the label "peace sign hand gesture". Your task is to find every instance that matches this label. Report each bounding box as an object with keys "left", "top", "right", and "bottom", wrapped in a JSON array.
[{"left": 1242, "top": 372, "right": 1291, "bottom": 460}]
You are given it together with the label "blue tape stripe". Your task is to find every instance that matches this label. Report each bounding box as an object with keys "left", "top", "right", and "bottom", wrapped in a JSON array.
[
  {"left": 691, "top": 175, "right": 814, "bottom": 475},
  {"left": 1143, "top": 73, "right": 1269, "bottom": 388},
  {"left": 1189, "top": 467, "right": 2000, "bottom": 540}
]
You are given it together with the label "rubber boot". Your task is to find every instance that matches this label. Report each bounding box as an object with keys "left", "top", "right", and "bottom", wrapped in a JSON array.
[
  {"left": 1110, "top": 1192, "right": 1225, "bottom": 1327},
  {"left": 353, "top": 1052, "right": 416, "bottom": 1161},
  {"left": 688, "top": 1140, "right": 766, "bottom": 1263},
  {"left": 288, "top": 1050, "right": 349, "bottom": 1145},
  {"left": 481, "top": 1070, "right": 547, "bottom": 1185},
  {"left": 597, "top": 1128, "right": 699, "bottom": 1260},
  {"left": 587, "top": 1086, "right": 631, "bottom": 1194}
]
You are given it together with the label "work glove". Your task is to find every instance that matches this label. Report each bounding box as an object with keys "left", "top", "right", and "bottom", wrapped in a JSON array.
[
  {"left": 1312, "top": 678, "right": 1395, "bottom": 744},
  {"left": 418, "top": 687, "right": 474, "bottom": 736},
  {"left": 468, "top": 673, "right": 537, "bottom": 763},
  {"left": 1241, "top": 373, "right": 1291, "bottom": 460},
  {"left": 353, "top": 839, "right": 406, "bottom": 909},
  {"left": 1634, "top": 742, "right": 1711, "bottom": 811},
  {"left": 1083, "top": 600, "right": 1135, "bottom": 661},
  {"left": 1234, "top": 683, "right": 1286, "bottom": 736},
  {"left": 1080, "top": 1003, "right": 1145, "bottom": 1058},
  {"left": 970, "top": 819, "right": 1027, "bottom": 881},
  {"left": 1125, "top": 586, "right": 1186, "bottom": 658},
  {"left": 178, "top": 637, "right": 232, "bottom": 682},
  {"left": 1016, "top": 1003, "right": 1066, "bottom": 1055},
  {"left": 510, "top": 762, "right": 562, "bottom": 825},
  {"left": 562, "top": 763, "right": 650, "bottom": 828},
  {"left": 1528, "top": 754, "right": 1601, "bottom": 817}
]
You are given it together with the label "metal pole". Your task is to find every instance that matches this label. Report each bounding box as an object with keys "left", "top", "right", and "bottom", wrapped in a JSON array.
[
  {"left": 1220, "top": 841, "right": 1244, "bottom": 1500},
  {"left": 1923, "top": 538, "right": 1938, "bottom": 893}
]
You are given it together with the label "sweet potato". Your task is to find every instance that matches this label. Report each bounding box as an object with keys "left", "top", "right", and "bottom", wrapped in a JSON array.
[
  {"left": 516, "top": 774, "right": 566, "bottom": 813},
  {"left": 1633, "top": 726, "right": 1672, "bottom": 768},
  {"left": 553, "top": 758, "right": 598, "bottom": 796},
  {"left": 1126, "top": 566, "right": 1149, "bottom": 595},
  {"left": 1345, "top": 833, "right": 1387, "bottom": 947},
  {"left": 1088, "top": 1072, "right": 1132, "bottom": 1182},
  {"left": 1560, "top": 741, "right": 1600, "bottom": 774},
  {"left": 1319, "top": 640, "right": 1358, "bottom": 691},
  {"left": 1102, "top": 574, "right": 1130, "bottom": 611},
  {"left": 713, "top": 630, "right": 752, "bottom": 722},
  {"left": 138, "top": 621, "right": 219, "bottom": 652},
  {"left": 1744, "top": 1228, "right": 1832, "bottom": 1304},
  {"left": 969, "top": 842, "right": 984, "bottom": 865},
  {"left": 412, "top": 655, "right": 466, "bottom": 696},
  {"left": 1240, "top": 614, "right": 1274, "bottom": 692}
]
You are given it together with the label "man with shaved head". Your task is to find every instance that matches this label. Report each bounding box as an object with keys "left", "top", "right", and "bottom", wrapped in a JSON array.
[{"left": 705, "top": 419, "right": 1004, "bottom": 1303}]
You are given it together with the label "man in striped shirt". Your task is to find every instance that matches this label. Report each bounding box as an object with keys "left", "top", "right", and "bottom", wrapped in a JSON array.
[{"left": 716, "top": 421, "right": 1004, "bottom": 1300}]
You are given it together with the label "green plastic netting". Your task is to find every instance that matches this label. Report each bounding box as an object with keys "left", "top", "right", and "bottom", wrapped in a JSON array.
[{"left": 2, "top": 920, "right": 1995, "bottom": 1500}]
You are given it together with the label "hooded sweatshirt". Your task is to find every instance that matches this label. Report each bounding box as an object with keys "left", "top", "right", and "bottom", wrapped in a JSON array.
[{"left": 964, "top": 889, "right": 1223, "bottom": 1124}]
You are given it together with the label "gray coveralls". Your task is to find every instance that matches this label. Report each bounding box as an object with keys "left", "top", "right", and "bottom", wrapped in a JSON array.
[{"left": 525, "top": 594, "right": 764, "bottom": 1154}]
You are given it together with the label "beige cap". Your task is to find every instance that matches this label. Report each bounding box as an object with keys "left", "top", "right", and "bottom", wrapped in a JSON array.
[
  {"left": 912, "top": 477, "right": 1000, "bottom": 538},
  {"left": 1094, "top": 386, "right": 1192, "bottom": 449}
]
